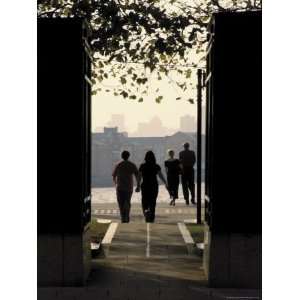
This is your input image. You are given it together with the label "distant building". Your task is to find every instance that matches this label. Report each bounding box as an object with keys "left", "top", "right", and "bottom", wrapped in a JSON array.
[
  {"left": 92, "top": 127, "right": 200, "bottom": 187},
  {"left": 107, "top": 114, "right": 126, "bottom": 132},
  {"left": 125, "top": 136, "right": 166, "bottom": 167},
  {"left": 180, "top": 115, "right": 196, "bottom": 132},
  {"left": 94, "top": 126, "right": 103, "bottom": 133},
  {"left": 134, "top": 116, "right": 169, "bottom": 137}
]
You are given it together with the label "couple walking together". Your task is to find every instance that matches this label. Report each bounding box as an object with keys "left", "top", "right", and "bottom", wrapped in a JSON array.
[{"left": 112, "top": 143, "right": 196, "bottom": 223}]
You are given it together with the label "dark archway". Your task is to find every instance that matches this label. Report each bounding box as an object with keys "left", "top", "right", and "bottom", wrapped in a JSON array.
[{"left": 37, "top": 11, "right": 261, "bottom": 290}]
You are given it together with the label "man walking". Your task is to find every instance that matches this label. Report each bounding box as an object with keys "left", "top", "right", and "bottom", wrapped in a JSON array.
[
  {"left": 179, "top": 142, "right": 196, "bottom": 205},
  {"left": 112, "top": 151, "right": 140, "bottom": 223}
]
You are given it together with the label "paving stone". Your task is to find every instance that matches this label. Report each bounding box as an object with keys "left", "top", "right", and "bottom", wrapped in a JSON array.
[{"left": 38, "top": 222, "right": 260, "bottom": 300}]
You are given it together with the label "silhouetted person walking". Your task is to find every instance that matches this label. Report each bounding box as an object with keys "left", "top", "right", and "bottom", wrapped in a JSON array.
[
  {"left": 179, "top": 142, "right": 196, "bottom": 205},
  {"left": 136, "top": 151, "right": 167, "bottom": 223},
  {"left": 112, "top": 151, "right": 140, "bottom": 223},
  {"left": 165, "top": 149, "right": 181, "bottom": 206}
]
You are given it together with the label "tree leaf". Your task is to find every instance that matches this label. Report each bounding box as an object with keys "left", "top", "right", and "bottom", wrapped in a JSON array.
[
  {"left": 185, "top": 69, "right": 192, "bottom": 79},
  {"left": 120, "top": 91, "right": 129, "bottom": 98},
  {"left": 38, "top": 0, "right": 261, "bottom": 103},
  {"left": 155, "top": 95, "right": 163, "bottom": 103}
]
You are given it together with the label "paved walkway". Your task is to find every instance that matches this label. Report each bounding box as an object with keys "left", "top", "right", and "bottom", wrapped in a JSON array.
[
  {"left": 38, "top": 223, "right": 261, "bottom": 300},
  {"left": 106, "top": 223, "right": 194, "bottom": 258},
  {"left": 86, "top": 223, "right": 207, "bottom": 299},
  {"left": 91, "top": 184, "right": 203, "bottom": 204},
  {"left": 92, "top": 204, "right": 198, "bottom": 218},
  {"left": 92, "top": 202, "right": 202, "bottom": 223},
  {"left": 91, "top": 186, "right": 203, "bottom": 224}
]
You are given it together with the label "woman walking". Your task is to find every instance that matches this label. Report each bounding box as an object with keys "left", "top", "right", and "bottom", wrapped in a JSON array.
[
  {"left": 136, "top": 151, "right": 167, "bottom": 223},
  {"left": 164, "top": 149, "right": 181, "bottom": 206}
]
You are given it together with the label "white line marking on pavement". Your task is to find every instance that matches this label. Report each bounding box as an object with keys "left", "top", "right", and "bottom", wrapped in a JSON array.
[
  {"left": 196, "top": 243, "right": 204, "bottom": 250},
  {"left": 184, "top": 218, "right": 197, "bottom": 223},
  {"left": 146, "top": 223, "right": 150, "bottom": 258},
  {"left": 102, "top": 222, "right": 118, "bottom": 245},
  {"left": 100, "top": 209, "right": 105, "bottom": 214},
  {"left": 97, "top": 219, "right": 111, "bottom": 224},
  {"left": 178, "top": 222, "right": 194, "bottom": 244},
  {"left": 178, "top": 209, "right": 182, "bottom": 214},
  {"left": 165, "top": 209, "right": 170, "bottom": 214},
  {"left": 113, "top": 209, "right": 117, "bottom": 214},
  {"left": 107, "top": 209, "right": 111, "bottom": 214}
]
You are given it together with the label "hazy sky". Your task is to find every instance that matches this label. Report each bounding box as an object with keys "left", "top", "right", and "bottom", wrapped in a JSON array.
[
  {"left": 92, "top": 68, "right": 199, "bottom": 134},
  {"left": 91, "top": 0, "right": 207, "bottom": 135}
]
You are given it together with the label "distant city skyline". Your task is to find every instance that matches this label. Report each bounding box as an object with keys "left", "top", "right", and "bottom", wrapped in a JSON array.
[
  {"left": 92, "top": 127, "right": 198, "bottom": 187},
  {"left": 93, "top": 114, "right": 197, "bottom": 137},
  {"left": 106, "top": 114, "right": 126, "bottom": 132},
  {"left": 92, "top": 69, "right": 199, "bottom": 136}
]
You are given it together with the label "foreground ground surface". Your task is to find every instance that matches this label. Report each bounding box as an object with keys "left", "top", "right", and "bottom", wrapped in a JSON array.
[
  {"left": 38, "top": 223, "right": 260, "bottom": 300},
  {"left": 91, "top": 186, "right": 201, "bottom": 224}
]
